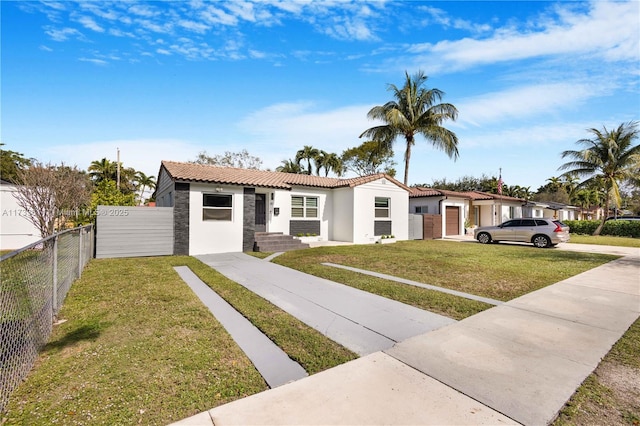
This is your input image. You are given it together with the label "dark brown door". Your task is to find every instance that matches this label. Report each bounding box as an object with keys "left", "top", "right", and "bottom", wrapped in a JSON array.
[
  {"left": 255, "top": 194, "right": 266, "bottom": 232},
  {"left": 445, "top": 206, "right": 460, "bottom": 235}
]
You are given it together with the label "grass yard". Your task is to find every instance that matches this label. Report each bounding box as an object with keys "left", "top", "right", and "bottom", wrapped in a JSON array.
[
  {"left": 2, "top": 256, "right": 355, "bottom": 425},
  {"left": 1, "top": 240, "right": 635, "bottom": 425},
  {"left": 569, "top": 234, "right": 640, "bottom": 248},
  {"left": 273, "top": 240, "right": 617, "bottom": 319}
]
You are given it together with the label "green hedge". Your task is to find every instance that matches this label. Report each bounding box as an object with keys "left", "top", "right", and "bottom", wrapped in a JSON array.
[{"left": 564, "top": 220, "right": 640, "bottom": 238}]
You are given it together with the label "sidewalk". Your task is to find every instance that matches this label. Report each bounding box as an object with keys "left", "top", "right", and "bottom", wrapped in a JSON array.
[{"left": 173, "top": 248, "right": 639, "bottom": 426}]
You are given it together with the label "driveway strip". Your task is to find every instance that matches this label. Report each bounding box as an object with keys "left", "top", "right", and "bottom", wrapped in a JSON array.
[
  {"left": 195, "top": 253, "right": 456, "bottom": 356},
  {"left": 322, "top": 262, "right": 503, "bottom": 305},
  {"left": 173, "top": 266, "right": 308, "bottom": 388}
]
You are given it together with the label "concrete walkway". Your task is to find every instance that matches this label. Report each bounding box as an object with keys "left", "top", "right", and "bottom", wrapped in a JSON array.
[
  {"left": 173, "top": 247, "right": 639, "bottom": 426},
  {"left": 195, "top": 253, "right": 456, "bottom": 356},
  {"left": 173, "top": 266, "right": 308, "bottom": 388}
]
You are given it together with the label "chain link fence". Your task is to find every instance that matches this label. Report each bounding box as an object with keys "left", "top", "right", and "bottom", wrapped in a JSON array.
[{"left": 0, "top": 225, "right": 93, "bottom": 412}]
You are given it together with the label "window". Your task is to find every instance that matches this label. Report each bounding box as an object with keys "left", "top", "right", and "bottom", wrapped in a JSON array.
[
  {"left": 415, "top": 205, "right": 428, "bottom": 214},
  {"left": 203, "top": 194, "right": 232, "bottom": 221},
  {"left": 291, "top": 196, "right": 318, "bottom": 218},
  {"left": 509, "top": 206, "right": 516, "bottom": 219},
  {"left": 375, "top": 197, "right": 390, "bottom": 218}
]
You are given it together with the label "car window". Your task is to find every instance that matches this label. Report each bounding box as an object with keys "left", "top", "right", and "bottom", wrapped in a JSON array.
[
  {"left": 502, "top": 220, "right": 519, "bottom": 227},
  {"left": 553, "top": 220, "right": 567, "bottom": 227},
  {"left": 535, "top": 219, "right": 549, "bottom": 226},
  {"left": 521, "top": 219, "right": 536, "bottom": 226}
]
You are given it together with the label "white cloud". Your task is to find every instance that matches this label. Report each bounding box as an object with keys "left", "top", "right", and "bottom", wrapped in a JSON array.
[
  {"left": 77, "top": 15, "right": 105, "bottom": 33},
  {"left": 411, "top": 1, "right": 639, "bottom": 72},
  {"left": 454, "top": 83, "right": 595, "bottom": 127},
  {"left": 178, "top": 19, "right": 210, "bottom": 34},
  {"left": 45, "top": 139, "right": 202, "bottom": 179},
  {"left": 45, "top": 27, "right": 84, "bottom": 42},
  {"left": 78, "top": 57, "right": 108, "bottom": 66}
]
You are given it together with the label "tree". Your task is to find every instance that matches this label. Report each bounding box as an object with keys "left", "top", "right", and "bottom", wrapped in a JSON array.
[
  {"left": 276, "top": 159, "right": 304, "bottom": 174},
  {"left": 295, "top": 145, "right": 320, "bottom": 175},
  {"left": 559, "top": 121, "right": 640, "bottom": 235},
  {"left": 193, "top": 149, "right": 262, "bottom": 169},
  {"left": 90, "top": 179, "right": 136, "bottom": 213},
  {"left": 314, "top": 151, "right": 344, "bottom": 177},
  {"left": 88, "top": 158, "right": 117, "bottom": 183},
  {"left": 341, "top": 140, "right": 396, "bottom": 177},
  {"left": 135, "top": 171, "right": 156, "bottom": 204},
  {"left": 0, "top": 144, "right": 32, "bottom": 183},
  {"left": 13, "top": 161, "right": 91, "bottom": 237},
  {"left": 360, "top": 70, "right": 459, "bottom": 185}
]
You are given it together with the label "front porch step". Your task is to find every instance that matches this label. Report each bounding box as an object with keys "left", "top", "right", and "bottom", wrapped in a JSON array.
[{"left": 253, "top": 232, "right": 310, "bottom": 252}]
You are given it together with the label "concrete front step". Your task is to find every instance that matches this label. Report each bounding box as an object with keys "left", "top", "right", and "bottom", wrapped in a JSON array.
[{"left": 254, "top": 232, "right": 310, "bottom": 252}]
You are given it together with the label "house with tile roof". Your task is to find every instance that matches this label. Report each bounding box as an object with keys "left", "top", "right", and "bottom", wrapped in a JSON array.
[
  {"left": 156, "top": 161, "right": 411, "bottom": 255},
  {"left": 409, "top": 187, "right": 527, "bottom": 237}
]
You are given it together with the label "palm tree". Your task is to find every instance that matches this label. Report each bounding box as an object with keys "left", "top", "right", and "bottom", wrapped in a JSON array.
[
  {"left": 295, "top": 145, "right": 320, "bottom": 175},
  {"left": 136, "top": 171, "right": 156, "bottom": 204},
  {"left": 323, "top": 152, "right": 344, "bottom": 177},
  {"left": 88, "top": 158, "right": 116, "bottom": 183},
  {"left": 559, "top": 121, "right": 640, "bottom": 235},
  {"left": 360, "top": 70, "right": 459, "bottom": 185},
  {"left": 276, "top": 159, "right": 303, "bottom": 174}
]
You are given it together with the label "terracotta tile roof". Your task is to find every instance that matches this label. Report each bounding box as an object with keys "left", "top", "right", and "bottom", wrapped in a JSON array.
[
  {"left": 160, "top": 161, "right": 408, "bottom": 191},
  {"left": 409, "top": 187, "right": 525, "bottom": 202}
]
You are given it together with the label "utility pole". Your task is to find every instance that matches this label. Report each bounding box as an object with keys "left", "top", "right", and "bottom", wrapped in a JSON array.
[{"left": 117, "top": 147, "right": 121, "bottom": 190}]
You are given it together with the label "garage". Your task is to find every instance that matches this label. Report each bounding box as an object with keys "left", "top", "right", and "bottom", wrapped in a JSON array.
[{"left": 445, "top": 206, "right": 460, "bottom": 236}]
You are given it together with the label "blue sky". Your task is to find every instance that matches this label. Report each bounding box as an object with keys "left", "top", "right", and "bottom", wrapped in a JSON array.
[{"left": 2, "top": 0, "right": 639, "bottom": 190}]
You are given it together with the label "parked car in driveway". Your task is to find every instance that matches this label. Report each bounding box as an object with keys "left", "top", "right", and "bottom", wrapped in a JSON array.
[{"left": 474, "top": 218, "right": 570, "bottom": 248}]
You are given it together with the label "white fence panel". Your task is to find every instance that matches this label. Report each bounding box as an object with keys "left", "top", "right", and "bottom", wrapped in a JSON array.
[{"left": 408, "top": 214, "right": 423, "bottom": 240}]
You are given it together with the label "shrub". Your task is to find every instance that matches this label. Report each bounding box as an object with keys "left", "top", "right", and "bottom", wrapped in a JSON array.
[{"left": 565, "top": 220, "right": 640, "bottom": 238}]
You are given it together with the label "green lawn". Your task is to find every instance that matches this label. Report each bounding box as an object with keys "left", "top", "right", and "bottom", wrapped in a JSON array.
[
  {"left": 1, "top": 240, "right": 633, "bottom": 425},
  {"left": 2, "top": 256, "right": 355, "bottom": 425},
  {"left": 569, "top": 234, "right": 640, "bottom": 248}
]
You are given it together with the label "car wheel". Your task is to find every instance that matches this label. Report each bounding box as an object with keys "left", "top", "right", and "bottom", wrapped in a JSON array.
[
  {"left": 532, "top": 234, "right": 551, "bottom": 248},
  {"left": 477, "top": 232, "right": 492, "bottom": 244}
]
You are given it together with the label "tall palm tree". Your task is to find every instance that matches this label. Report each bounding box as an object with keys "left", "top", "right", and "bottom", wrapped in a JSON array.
[
  {"left": 276, "top": 159, "right": 303, "bottom": 174},
  {"left": 323, "top": 152, "right": 344, "bottom": 177},
  {"left": 360, "top": 70, "right": 459, "bottom": 185},
  {"left": 295, "top": 145, "right": 320, "bottom": 175},
  {"left": 559, "top": 121, "right": 640, "bottom": 235},
  {"left": 88, "top": 158, "right": 116, "bottom": 183},
  {"left": 136, "top": 171, "right": 156, "bottom": 204}
]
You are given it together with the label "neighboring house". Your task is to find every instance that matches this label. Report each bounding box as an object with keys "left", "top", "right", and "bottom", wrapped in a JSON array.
[
  {"left": 409, "top": 187, "right": 527, "bottom": 237},
  {"left": 522, "top": 201, "right": 578, "bottom": 221},
  {"left": 0, "top": 180, "right": 41, "bottom": 250},
  {"left": 156, "top": 161, "right": 410, "bottom": 255}
]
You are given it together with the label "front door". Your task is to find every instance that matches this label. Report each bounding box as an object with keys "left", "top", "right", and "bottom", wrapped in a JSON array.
[{"left": 255, "top": 193, "right": 266, "bottom": 232}]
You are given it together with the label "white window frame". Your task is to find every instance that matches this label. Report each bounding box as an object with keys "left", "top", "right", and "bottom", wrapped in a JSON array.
[
  {"left": 291, "top": 196, "right": 318, "bottom": 219},
  {"left": 375, "top": 197, "right": 390, "bottom": 218},
  {"left": 415, "top": 205, "right": 428, "bottom": 214},
  {"left": 202, "top": 193, "right": 233, "bottom": 221}
]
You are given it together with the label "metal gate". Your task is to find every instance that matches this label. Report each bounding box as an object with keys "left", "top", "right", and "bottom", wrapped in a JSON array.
[
  {"left": 95, "top": 206, "right": 174, "bottom": 258},
  {"left": 408, "top": 214, "right": 423, "bottom": 239}
]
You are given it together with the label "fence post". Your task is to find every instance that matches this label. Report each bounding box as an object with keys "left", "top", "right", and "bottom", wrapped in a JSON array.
[
  {"left": 52, "top": 234, "right": 58, "bottom": 319},
  {"left": 78, "top": 227, "right": 83, "bottom": 278}
]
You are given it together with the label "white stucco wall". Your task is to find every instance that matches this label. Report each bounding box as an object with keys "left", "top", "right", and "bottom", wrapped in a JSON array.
[
  {"left": 268, "top": 188, "right": 331, "bottom": 238},
  {"left": 352, "top": 178, "right": 409, "bottom": 244},
  {"left": 332, "top": 187, "right": 354, "bottom": 242},
  {"left": 409, "top": 197, "right": 441, "bottom": 214},
  {"left": 188, "top": 183, "right": 244, "bottom": 255},
  {"left": 0, "top": 183, "right": 42, "bottom": 250}
]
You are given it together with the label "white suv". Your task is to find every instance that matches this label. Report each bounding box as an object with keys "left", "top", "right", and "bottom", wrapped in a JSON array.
[{"left": 474, "top": 218, "right": 570, "bottom": 248}]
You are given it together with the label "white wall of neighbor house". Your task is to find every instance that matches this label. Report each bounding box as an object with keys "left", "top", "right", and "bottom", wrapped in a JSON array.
[
  {"left": 409, "top": 197, "right": 441, "bottom": 215},
  {"left": 352, "top": 178, "right": 409, "bottom": 244},
  {"left": 188, "top": 183, "right": 244, "bottom": 255},
  {"left": 0, "top": 183, "right": 42, "bottom": 250}
]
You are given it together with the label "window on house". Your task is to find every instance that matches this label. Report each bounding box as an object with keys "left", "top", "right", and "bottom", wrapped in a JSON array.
[
  {"left": 203, "top": 194, "right": 232, "bottom": 221},
  {"left": 375, "top": 197, "right": 390, "bottom": 218},
  {"left": 415, "top": 205, "right": 428, "bottom": 214},
  {"left": 509, "top": 206, "right": 516, "bottom": 218},
  {"left": 291, "top": 196, "right": 318, "bottom": 218},
  {"left": 474, "top": 206, "right": 480, "bottom": 226}
]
